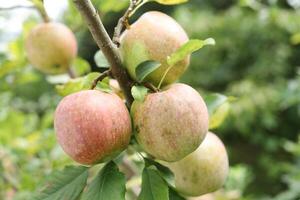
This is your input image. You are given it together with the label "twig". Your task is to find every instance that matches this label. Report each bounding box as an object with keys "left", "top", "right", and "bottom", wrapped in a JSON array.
[
  {"left": 143, "top": 82, "right": 159, "bottom": 92},
  {"left": 67, "top": 67, "right": 76, "bottom": 78},
  {"left": 0, "top": 5, "right": 35, "bottom": 11},
  {"left": 90, "top": 70, "right": 111, "bottom": 89},
  {"left": 0, "top": 1, "right": 49, "bottom": 22},
  {"left": 73, "top": 0, "right": 134, "bottom": 106},
  {"left": 112, "top": 0, "right": 142, "bottom": 46}
]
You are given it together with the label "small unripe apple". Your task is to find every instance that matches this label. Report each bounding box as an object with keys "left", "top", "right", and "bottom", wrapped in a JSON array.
[
  {"left": 54, "top": 90, "right": 132, "bottom": 165},
  {"left": 120, "top": 11, "right": 189, "bottom": 86},
  {"left": 162, "top": 132, "right": 229, "bottom": 197},
  {"left": 25, "top": 22, "right": 77, "bottom": 74},
  {"left": 131, "top": 83, "right": 209, "bottom": 162}
]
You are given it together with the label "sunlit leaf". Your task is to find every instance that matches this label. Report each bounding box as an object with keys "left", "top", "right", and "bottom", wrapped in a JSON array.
[
  {"left": 151, "top": 0, "right": 188, "bottom": 5},
  {"left": 131, "top": 86, "right": 148, "bottom": 102},
  {"left": 97, "top": 0, "right": 129, "bottom": 13},
  {"left": 167, "top": 38, "right": 215, "bottom": 66},
  {"left": 55, "top": 72, "right": 100, "bottom": 96}
]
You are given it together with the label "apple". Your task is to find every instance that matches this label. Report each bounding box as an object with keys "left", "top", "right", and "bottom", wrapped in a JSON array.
[
  {"left": 162, "top": 132, "right": 229, "bottom": 197},
  {"left": 25, "top": 22, "right": 77, "bottom": 74},
  {"left": 120, "top": 11, "right": 189, "bottom": 86},
  {"left": 54, "top": 90, "right": 132, "bottom": 165},
  {"left": 131, "top": 83, "right": 209, "bottom": 162}
]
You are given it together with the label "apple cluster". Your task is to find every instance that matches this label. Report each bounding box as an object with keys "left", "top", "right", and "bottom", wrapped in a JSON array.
[{"left": 25, "top": 11, "right": 229, "bottom": 198}]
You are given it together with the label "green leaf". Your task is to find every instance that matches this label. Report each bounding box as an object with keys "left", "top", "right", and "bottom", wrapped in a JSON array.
[
  {"left": 144, "top": 159, "right": 175, "bottom": 188},
  {"left": 204, "top": 93, "right": 232, "bottom": 129},
  {"left": 135, "top": 60, "right": 161, "bottom": 82},
  {"left": 82, "top": 162, "right": 126, "bottom": 200},
  {"left": 71, "top": 57, "right": 91, "bottom": 76},
  {"left": 151, "top": 0, "right": 188, "bottom": 5},
  {"left": 131, "top": 86, "right": 148, "bottom": 102},
  {"left": 94, "top": 50, "right": 110, "bottom": 68},
  {"left": 290, "top": 33, "right": 300, "bottom": 45},
  {"left": 138, "top": 165, "right": 169, "bottom": 200},
  {"left": 97, "top": 0, "right": 129, "bottom": 13},
  {"left": 33, "top": 166, "right": 89, "bottom": 200},
  {"left": 169, "top": 188, "right": 185, "bottom": 200},
  {"left": 55, "top": 72, "right": 100, "bottom": 96},
  {"left": 167, "top": 38, "right": 215, "bottom": 66}
]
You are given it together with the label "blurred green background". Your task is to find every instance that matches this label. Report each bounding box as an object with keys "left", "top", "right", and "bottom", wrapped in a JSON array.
[{"left": 0, "top": 0, "right": 300, "bottom": 199}]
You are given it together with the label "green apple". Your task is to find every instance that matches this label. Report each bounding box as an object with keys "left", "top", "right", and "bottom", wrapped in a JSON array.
[
  {"left": 162, "top": 132, "right": 229, "bottom": 197},
  {"left": 120, "top": 11, "right": 190, "bottom": 86},
  {"left": 25, "top": 22, "right": 77, "bottom": 74},
  {"left": 131, "top": 83, "right": 209, "bottom": 162}
]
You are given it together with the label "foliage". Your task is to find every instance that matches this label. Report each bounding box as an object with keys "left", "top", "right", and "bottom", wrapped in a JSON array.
[
  {"left": 1, "top": 0, "right": 300, "bottom": 199},
  {"left": 175, "top": 2, "right": 300, "bottom": 197}
]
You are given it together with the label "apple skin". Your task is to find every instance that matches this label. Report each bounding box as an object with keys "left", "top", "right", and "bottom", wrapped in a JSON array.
[
  {"left": 25, "top": 22, "right": 77, "bottom": 74},
  {"left": 120, "top": 11, "right": 189, "bottom": 86},
  {"left": 162, "top": 132, "right": 229, "bottom": 197},
  {"left": 131, "top": 83, "right": 209, "bottom": 162},
  {"left": 54, "top": 90, "right": 132, "bottom": 165}
]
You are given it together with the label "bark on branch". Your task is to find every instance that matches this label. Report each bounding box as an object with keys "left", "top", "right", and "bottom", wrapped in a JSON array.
[
  {"left": 73, "top": 0, "right": 134, "bottom": 106},
  {"left": 112, "top": 0, "right": 141, "bottom": 46}
]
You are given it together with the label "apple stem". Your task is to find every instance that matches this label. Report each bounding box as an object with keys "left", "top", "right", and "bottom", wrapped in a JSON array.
[
  {"left": 73, "top": 0, "right": 134, "bottom": 106},
  {"left": 112, "top": 0, "right": 142, "bottom": 46},
  {"left": 33, "top": 0, "right": 50, "bottom": 23},
  {"left": 143, "top": 82, "right": 159, "bottom": 93},
  {"left": 90, "top": 70, "right": 112, "bottom": 90}
]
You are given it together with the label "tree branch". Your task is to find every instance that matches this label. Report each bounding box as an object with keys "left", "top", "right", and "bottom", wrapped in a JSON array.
[
  {"left": 67, "top": 67, "right": 76, "bottom": 79},
  {"left": 90, "top": 70, "right": 111, "bottom": 89},
  {"left": 73, "top": 0, "right": 134, "bottom": 106},
  {"left": 112, "top": 0, "right": 141, "bottom": 46},
  {"left": 0, "top": 5, "right": 35, "bottom": 11}
]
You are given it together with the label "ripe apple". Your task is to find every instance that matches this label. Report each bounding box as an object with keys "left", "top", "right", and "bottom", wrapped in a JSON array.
[
  {"left": 120, "top": 11, "right": 189, "bottom": 86},
  {"left": 25, "top": 22, "right": 77, "bottom": 74},
  {"left": 162, "top": 132, "right": 229, "bottom": 197},
  {"left": 54, "top": 90, "right": 132, "bottom": 165},
  {"left": 131, "top": 83, "right": 209, "bottom": 162}
]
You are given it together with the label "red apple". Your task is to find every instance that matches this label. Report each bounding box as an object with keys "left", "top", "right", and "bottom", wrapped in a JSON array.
[{"left": 54, "top": 90, "right": 132, "bottom": 165}]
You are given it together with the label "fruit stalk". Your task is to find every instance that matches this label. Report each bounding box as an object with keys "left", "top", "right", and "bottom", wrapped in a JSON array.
[
  {"left": 32, "top": 0, "right": 50, "bottom": 22},
  {"left": 73, "top": 0, "right": 134, "bottom": 106}
]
